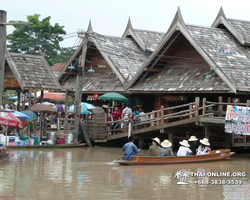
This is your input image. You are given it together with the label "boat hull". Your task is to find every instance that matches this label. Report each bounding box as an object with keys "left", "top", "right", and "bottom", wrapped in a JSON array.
[{"left": 113, "top": 149, "right": 235, "bottom": 165}]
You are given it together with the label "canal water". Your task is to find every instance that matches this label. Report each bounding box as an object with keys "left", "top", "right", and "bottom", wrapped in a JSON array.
[{"left": 0, "top": 147, "right": 249, "bottom": 200}]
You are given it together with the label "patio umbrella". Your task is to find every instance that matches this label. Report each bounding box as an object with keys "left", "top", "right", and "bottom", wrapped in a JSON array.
[
  {"left": 6, "top": 109, "right": 31, "bottom": 121},
  {"left": 20, "top": 111, "right": 38, "bottom": 121},
  {"left": 98, "top": 92, "right": 128, "bottom": 102},
  {"left": 0, "top": 111, "right": 23, "bottom": 128},
  {"left": 69, "top": 102, "right": 96, "bottom": 114},
  {"left": 8, "top": 96, "right": 18, "bottom": 101},
  {"left": 28, "top": 104, "right": 57, "bottom": 114},
  {"left": 39, "top": 102, "right": 55, "bottom": 106},
  {"left": 38, "top": 92, "right": 65, "bottom": 101}
]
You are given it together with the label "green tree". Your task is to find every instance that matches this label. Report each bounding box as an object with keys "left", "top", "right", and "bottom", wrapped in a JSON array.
[
  {"left": 7, "top": 14, "right": 66, "bottom": 66},
  {"left": 53, "top": 47, "right": 75, "bottom": 64}
]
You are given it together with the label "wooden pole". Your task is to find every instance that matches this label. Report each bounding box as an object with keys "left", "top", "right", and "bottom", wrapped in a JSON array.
[
  {"left": 195, "top": 97, "right": 200, "bottom": 125},
  {"left": 74, "top": 37, "right": 88, "bottom": 142},
  {"left": 40, "top": 90, "right": 44, "bottom": 103},
  {"left": 202, "top": 98, "right": 206, "bottom": 116},
  {"left": 64, "top": 90, "right": 69, "bottom": 135},
  {"left": 218, "top": 96, "right": 223, "bottom": 117},
  {"left": 0, "top": 10, "right": 6, "bottom": 109}
]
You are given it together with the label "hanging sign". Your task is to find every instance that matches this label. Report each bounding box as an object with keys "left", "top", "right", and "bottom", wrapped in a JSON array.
[
  {"left": 225, "top": 105, "right": 250, "bottom": 135},
  {"left": 4, "top": 78, "right": 20, "bottom": 88},
  {"left": 93, "top": 93, "right": 100, "bottom": 100}
]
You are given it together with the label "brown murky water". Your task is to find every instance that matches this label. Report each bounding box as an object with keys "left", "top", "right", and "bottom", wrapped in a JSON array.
[{"left": 0, "top": 148, "right": 249, "bottom": 200}]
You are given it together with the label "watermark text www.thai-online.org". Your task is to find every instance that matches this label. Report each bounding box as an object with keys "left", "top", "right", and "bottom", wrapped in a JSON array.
[{"left": 190, "top": 171, "right": 246, "bottom": 177}]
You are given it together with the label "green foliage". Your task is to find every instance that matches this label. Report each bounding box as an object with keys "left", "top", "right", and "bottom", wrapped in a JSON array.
[
  {"left": 53, "top": 47, "right": 75, "bottom": 64},
  {"left": 7, "top": 14, "right": 66, "bottom": 66},
  {"left": 2, "top": 90, "right": 18, "bottom": 106}
]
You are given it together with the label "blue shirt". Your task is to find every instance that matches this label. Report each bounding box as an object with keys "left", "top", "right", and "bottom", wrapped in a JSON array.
[{"left": 122, "top": 142, "right": 139, "bottom": 160}]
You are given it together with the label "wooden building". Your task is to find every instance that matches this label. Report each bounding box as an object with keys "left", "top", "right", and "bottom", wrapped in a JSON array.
[
  {"left": 58, "top": 8, "right": 250, "bottom": 148},
  {"left": 4, "top": 51, "right": 61, "bottom": 107}
]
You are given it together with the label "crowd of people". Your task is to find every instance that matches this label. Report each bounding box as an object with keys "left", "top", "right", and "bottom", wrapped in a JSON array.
[
  {"left": 121, "top": 135, "right": 211, "bottom": 160},
  {"left": 105, "top": 104, "right": 149, "bottom": 136}
]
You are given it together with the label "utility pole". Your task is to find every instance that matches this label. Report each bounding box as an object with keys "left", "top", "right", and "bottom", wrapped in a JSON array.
[
  {"left": 0, "top": 10, "right": 7, "bottom": 109},
  {"left": 73, "top": 35, "right": 88, "bottom": 142},
  {"left": 0, "top": 10, "right": 32, "bottom": 108}
]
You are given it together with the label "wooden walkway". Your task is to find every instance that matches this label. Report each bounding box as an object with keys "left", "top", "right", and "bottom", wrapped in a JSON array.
[{"left": 106, "top": 97, "right": 250, "bottom": 148}]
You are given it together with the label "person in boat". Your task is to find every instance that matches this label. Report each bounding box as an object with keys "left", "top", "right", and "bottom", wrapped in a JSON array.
[
  {"left": 177, "top": 140, "right": 192, "bottom": 156},
  {"left": 122, "top": 136, "right": 141, "bottom": 160},
  {"left": 188, "top": 136, "right": 199, "bottom": 155},
  {"left": 197, "top": 138, "right": 211, "bottom": 155},
  {"left": 160, "top": 139, "right": 174, "bottom": 156},
  {"left": 148, "top": 137, "right": 161, "bottom": 156}
]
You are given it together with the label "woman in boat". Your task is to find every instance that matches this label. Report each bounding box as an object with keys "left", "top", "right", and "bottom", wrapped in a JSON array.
[
  {"left": 197, "top": 138, "right": 211, "bottom": 155},
  {"left": 188, "top": 136, "right": 199, "bottom": 155},
  {"left": 160, "top": 140, "right": 174, "bottom": 156},
  {"left": 148, "top": 137, "right": 161, "bottom": 156},
  {"left": 177, "top": 140, "right": 192, "bottom": 156}
]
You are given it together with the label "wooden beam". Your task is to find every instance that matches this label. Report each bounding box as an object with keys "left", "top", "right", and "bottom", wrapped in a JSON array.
[
  {"left": 145, "top": 68, "right": 163, "bottom": 72},
  {"left": 64, "top": 72, "right": 77, "bottom": 75},
  {"left": 64, "top": 90, "right": 69, "bottom": 135}
]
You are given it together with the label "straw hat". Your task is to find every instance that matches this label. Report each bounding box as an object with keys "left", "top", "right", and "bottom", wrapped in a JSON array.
[
  {"left": 188, "top": 136, "right": 198, "bottom": 141},
  {"left": 152, "top": 137, "right": 161, "bottom": 145},
  {"left": 179, "top": 140, "right": 190, "bottom": 147},
  {"left": 200, "top": 138, "right": 210, "bottom": 146},
  {"left": 161, "top": 140, "right": 172, "bottom": 148}
]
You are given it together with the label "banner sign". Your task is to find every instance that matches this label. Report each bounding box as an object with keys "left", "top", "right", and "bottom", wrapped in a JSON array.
[
  {"left": 4, "top": 78, "right": 20, "bottom": 88},
  {"left": 225, "top": 105, "right": 250, "bottom": 135}
]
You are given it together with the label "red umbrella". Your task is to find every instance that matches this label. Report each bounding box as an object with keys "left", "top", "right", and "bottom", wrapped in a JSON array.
[
  {"left": 38, "top": 92, "right": 65, "bottom": 101},
  {"left": 0, "top": 112, "right": 23, "bottom": 128}
]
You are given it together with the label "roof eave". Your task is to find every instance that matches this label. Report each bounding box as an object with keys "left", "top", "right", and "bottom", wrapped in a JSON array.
[{"left": 5, "top": 51, "right": 24, "bottom": 90}]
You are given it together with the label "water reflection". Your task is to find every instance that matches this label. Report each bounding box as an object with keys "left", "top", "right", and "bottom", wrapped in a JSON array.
[{"left": 0, "top": 148, "right": 248, "bottom": 199}]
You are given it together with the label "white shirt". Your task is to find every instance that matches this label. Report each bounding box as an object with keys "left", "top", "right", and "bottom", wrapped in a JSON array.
[
  {"left": 177, "top": 146, "right": 192, "bottom": 156},
  {"left": 196, "top": 145, "right": 208, "bottom": 155},
  {"left": 122, "top": 107, "right": 132, "bottom": 120}
]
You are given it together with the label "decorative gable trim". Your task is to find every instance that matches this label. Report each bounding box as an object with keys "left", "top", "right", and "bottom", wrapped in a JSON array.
[{"left": 211, "top": 7, "right": 245, "bottom": 45}]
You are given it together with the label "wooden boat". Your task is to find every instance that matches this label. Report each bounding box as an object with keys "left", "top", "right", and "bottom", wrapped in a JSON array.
[
  {"left": 0, "top": 148, "right": 9, "bottom": 161},
  {"left": 113, "top": 149, "right": 235, "bottom": 165}
]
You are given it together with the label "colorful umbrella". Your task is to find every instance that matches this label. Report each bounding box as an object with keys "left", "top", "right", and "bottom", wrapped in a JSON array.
[
  {"left": 6, "top": 109, "right": 31, "bottom": 121},
  {"left": 98, "top": 92, "right": 128, "bottom": 102},
  {"left": 39, "top": 102, "right": 55, "bottom": 106},
  {"left": 20, "top": 111, "right": 38, "bottom": 121},
  {"left": 8, "top": 96, "right": 18, "bottom": 101},
  {"left": 0, "top": 111, "right": 23, "bottom": 128},
  {"left": 69, "top": 102, "right": 96, "bottom": 114}
]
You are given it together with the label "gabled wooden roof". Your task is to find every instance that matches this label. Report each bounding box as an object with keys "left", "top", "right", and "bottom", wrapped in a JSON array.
[
  {"left": 5, "top": 51, "right": 61, "bottom": 91},
  {"left": 61, "top": 72, "right": 123, "bottom": 93},
  {"left": 212, "top": 7, "right": 250, "bottom": 46},
  {"left": 58, "top": 20, "right": 149, "bottom": 92},
  {"left": 122, "top": 18, "right": 165, "bottom": 52},
  {"left": 126, "top": 7, "right": 250, "bottom": 93}
]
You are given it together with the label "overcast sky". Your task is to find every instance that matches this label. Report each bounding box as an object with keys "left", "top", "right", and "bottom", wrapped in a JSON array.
[{"left": 2, "top": 0, "right": 250, "bottom": 48}]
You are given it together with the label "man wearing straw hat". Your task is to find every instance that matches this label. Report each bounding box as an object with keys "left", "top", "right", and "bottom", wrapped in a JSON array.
[
  {"left": 160, "top": 140, "right": 174, "bottom": 156},
  {"left": 148, "top": 137, "right": 161, "bottom": 156},
  {"left": 177, "top": 140, "right": 192, "bottom": 156},
  {"left": 197, "top": 138, "right": 211, "bottom": 155},
  {"left": 188, "top": 136, "right": 199, "bottom": 155}
]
